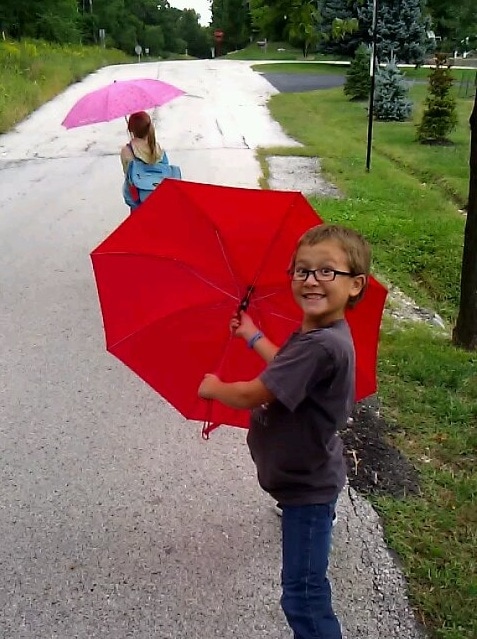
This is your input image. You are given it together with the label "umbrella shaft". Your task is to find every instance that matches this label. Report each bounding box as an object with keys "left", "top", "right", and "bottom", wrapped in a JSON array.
[{"left": 238, "top": 285, "right": 254, "bottom": 313}]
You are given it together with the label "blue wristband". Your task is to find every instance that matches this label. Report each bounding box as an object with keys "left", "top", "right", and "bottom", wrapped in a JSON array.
[{"left": 247, "top": 331, "right": 264, "bottom": 349}]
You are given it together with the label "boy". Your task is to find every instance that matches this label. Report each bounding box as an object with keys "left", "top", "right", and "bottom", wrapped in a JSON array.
[{"left": 198, "top": 224, "right": 370, "bottom": 639}]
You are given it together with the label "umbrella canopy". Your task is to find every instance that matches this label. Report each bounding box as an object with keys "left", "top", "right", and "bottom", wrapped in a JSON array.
[
  {"left": 91, "top": 180, "right": 387, "bottom": 432},
  {"left": 62, "top": 78, "right": 185, "bottom": 129}
]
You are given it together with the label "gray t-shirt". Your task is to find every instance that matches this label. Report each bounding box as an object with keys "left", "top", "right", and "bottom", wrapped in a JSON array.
[{"left": 246, "top": 319, "right": 354, "bottom": 505}]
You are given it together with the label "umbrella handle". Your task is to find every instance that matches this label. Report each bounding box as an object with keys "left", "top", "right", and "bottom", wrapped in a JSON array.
[
  {"left": 201, "top": 398, "right": 222, "bottom": 439},
  {"left": 237, "top": 285, "right": 254, "bottom": 314}
]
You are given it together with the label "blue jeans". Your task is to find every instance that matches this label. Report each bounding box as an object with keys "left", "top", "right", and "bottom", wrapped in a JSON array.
[{"left": 281, "top": 501, "right": 342, "bottom": 639}]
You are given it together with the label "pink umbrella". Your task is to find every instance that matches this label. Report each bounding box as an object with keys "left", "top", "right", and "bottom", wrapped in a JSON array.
[{"left": 62, "top": 78, "right": 185, "bottom": 129}]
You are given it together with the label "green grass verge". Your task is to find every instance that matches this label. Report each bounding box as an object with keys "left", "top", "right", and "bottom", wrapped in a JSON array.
[
  {"left": 376, "top": 321, "right": 477, "bottom": 639},
  {"left": 261, "top": 79, "right": 477, "bottom": 639},
  {"left": 226, "top": 41, "right": 348, "bottom": 61},
  {"left": 0, "top": 39, "right": 130, "bottom": 134},
  {"left": 265, "top": 86, "right": 472, "bottom": 320}
]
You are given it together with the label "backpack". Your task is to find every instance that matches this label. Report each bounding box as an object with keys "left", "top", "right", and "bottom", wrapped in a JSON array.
[{"left": 123, "top": 144, "right": 182, "bottom": 210}]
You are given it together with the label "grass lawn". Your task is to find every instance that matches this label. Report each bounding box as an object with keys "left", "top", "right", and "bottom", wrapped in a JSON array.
[
  {"left": 258, "top": 75, "right": 476, "bottom": 639},
  {"left": 226, "top": 41, "right": 348, "bottom": 61}
]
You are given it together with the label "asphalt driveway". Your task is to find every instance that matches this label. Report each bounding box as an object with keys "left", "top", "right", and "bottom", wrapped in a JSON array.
[{"left": 259, "top": 72, "right": 345, "bottom": 93}]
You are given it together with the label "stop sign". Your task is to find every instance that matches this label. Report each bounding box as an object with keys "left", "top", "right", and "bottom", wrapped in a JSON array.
[{"left": 214, "top": 30, "right": 224, "bottom": 42}]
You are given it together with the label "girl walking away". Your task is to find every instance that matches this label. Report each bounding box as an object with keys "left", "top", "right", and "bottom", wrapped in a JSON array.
[
  {"left": 198, "top": 224, "right": 371, "bottom": 639},
  {"left": 120, "top": 110, "right": 174, "bottom": 211}
]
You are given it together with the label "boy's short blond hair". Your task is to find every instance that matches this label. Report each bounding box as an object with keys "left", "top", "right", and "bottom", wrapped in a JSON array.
[{"left": 291, "top": 224, "right": 371, "bottom": 307}]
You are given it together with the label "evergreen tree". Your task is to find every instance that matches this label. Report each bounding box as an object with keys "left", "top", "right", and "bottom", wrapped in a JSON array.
[
  {"left": 344, "top": 43, "right": 371, "bottom": 100},
  {"left": 358, "top": 0, "right": 430, "bottom": 65},
  {"left": 417, "top": 53, "right": 458, "bottom": 144},
  {"left": 319, "top": 0, "right": 366, "bottom": 56},
  {"left": 373, "top": 56, "right": 412, "bottom": 121}
]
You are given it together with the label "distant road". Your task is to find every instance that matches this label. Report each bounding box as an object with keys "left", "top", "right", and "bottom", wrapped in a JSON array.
[{"left": 258, "top": 72, "right": 345, "bottom": 93}]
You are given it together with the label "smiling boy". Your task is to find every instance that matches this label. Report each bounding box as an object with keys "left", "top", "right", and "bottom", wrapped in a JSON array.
[{"left": 198, "top": 224, "right": 370, "bottom": 639}]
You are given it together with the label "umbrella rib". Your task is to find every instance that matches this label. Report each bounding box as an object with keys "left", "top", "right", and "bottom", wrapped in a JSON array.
[
  {"left": 166, "top": 181, "right": 244, "bottom": 299},
  {"left": 96, "top": 251, "right": 239, "bottom": 302},
  {"left": 248, "top": 293, "right": 297, "bottom": 325},
  {"left": 213, "top": 229, "right": 242, "bottom": 300},
  {"left": 107, "top": 298, "right": 235, "bottom": 351},
  {"left": 176, "top": 257, "right": 239, "bottom": 301},
  {"left": 242, "top": 194, "right": 303, "bottom": 297}
]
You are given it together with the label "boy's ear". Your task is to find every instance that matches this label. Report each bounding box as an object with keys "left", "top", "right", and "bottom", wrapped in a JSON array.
[
  {"left": 352, "top": 274, "right": 367, "bottom": 295},
  {"left": 348, "top": 275, "right": 367, "bottom": 307}
]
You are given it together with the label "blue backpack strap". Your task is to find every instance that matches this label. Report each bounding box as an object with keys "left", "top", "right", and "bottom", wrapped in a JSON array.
[{"left": 124, "top": 146, "right": 141, "bottom": 208}]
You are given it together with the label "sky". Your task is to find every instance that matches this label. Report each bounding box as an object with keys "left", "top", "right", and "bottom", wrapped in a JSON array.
[{"left": 169, "top": 0, "right": 212, "bottom": 26}]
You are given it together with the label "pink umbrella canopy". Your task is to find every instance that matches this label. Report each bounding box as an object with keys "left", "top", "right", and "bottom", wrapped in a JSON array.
[{"left": 62, "top": 78, "right": 185, "bottom": 129}]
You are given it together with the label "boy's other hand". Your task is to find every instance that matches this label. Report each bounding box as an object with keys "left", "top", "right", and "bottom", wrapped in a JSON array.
[
  {"left": 198, "top": 373, "right": 220, "bottom": 399},
  {"left": 230, "top": 312, "right": 258, "bottom": 341}
]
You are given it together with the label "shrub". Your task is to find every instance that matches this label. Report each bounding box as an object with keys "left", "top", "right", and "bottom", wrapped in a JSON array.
[
  {"left": 373, "top": 57, "right": 412, "bottom": 121},
  {"left": 344, "top": 43, "right": 371, "bottom": 101},
  {"left": 417, "top": 53, "right": 458, "bottom": 144}
]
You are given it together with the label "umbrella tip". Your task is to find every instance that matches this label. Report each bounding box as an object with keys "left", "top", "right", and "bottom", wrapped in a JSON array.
[{"left": 201, "top": 421, "right": 221, "bottom": 439}]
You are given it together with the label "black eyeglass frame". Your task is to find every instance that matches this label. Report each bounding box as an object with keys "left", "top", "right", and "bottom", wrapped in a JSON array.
[{"left": 289, "top": 267, "right": 357, "bottom": 283}]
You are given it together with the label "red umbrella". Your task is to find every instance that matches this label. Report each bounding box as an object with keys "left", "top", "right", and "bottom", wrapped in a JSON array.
[{"left": 91, "top": 180, "right": 387, "bottom": 434}]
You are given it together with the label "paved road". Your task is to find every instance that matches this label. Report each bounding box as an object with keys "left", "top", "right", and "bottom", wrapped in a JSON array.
[
  {"left": 259, "top": 72, "right": 344, "bottom": 93},
  {"left": 0, "top": 59, "right": 423, "bottom": 639}
]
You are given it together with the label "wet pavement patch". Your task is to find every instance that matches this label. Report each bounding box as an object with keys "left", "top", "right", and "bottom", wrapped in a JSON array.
[
  {"left": 260, "top": 73, "right": 345, "bottom": 93},
  {"left": 341, "top": 403, "right": 421, "bottom": 498}
]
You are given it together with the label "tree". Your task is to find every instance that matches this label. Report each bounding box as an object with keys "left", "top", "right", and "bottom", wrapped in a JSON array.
[
  {"left": 344, "top": 43, "right": 371, "bottom": 100},
  {"left": 426, "top": 0, "right": 477, "bottom": 52},
  {"left": 287, "top": 0, "right": 322, "bottom": 58},
  {"left": 417, "top": 53, "right": 457, "bottom": 144},
  {"left": 0, "top": 0, "right": 80, "bottom": 42},
  {"left": 212, "top": 0, "right": 250, "bottom": 51},
  {"left": 358, "top": 0, "right": 431, "bottom": 65},
  {"left": 249, "top": 0, "right": 290, "bottom": 41},
  {"left": 319, "top": 0, "right": 366, "bottom": 56},
  {"left": 453, "top": 91, "right": 477, "bottom": 350},
  {"left": 143, "top": 25, "right": 166, "bottom": 56},
  {"left": 0, "top": 0, "right": 210, "bottom": 57},
  {"left": 36, "top": 0, "right": 81, "bottom": 43},
  {"left": 373, "top": 56, "right": 412, "bottom": 121},
  {"left": 177, "top": 9, "right": 211, "bottom": 58}
]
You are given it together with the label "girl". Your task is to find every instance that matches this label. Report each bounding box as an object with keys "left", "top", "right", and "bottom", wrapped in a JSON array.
[{"left": 120, "top": 111, "right": 166, "bottom": 175}]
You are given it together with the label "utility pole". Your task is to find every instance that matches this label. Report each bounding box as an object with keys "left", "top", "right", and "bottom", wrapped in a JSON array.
[{"left": 366, "top": 0, "right": 379, "bottom": 171}]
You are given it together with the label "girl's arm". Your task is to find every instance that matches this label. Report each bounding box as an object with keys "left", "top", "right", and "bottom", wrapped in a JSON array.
[
  {"left": 198, "top": 375, "right": 274, "bottom": 410},
  {"left": 120, "top": 145, "right": 134, "bottom": 174}
]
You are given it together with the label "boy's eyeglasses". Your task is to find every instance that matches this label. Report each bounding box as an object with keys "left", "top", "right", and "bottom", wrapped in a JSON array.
[{"left": 290, "top": 267, "right": 355, "bottom": 283}]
